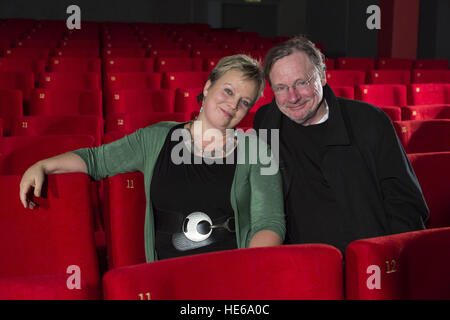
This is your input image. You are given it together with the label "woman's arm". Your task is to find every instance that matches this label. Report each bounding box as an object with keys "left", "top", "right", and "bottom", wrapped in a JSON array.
[
  {"left": 19, "top": 152, "right": 87, "bottom": 209},
  {"left": 249, "top": 230, "right": 282, "bottom": 247}
]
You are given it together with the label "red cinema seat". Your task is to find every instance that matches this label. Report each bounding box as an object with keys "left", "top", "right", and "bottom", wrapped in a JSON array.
[
  {"left": 105, "top": 72, "right": 162, "bottom": 91},
  {"left": 368, "top": 70, "right": 411, "bottom": 84},
  {"left": 393, "top": 120, "right": 450, "bottom": 153},
  {"left": 329, "top": 85, "right": 355, "bottom": 99},
  {"left": 14, "top": 39, "right": 58, "bottom": 49},
  {"left": 325, "top": 59, "right": 335, "bottom": 70},
  {"left": 0, "top": 89, "right": 22, "bottom": 135},
  {"left": 11, "top": 115, "right": 103, "bottom": 146},
  {"left": 203, "top": 57, "right": 221, "bottom": 72},
  {"left": 222, "top": 42, "right": 255, "bottom": 52},
  {"left": 144, "top": 42, "right": 183, "bottom": 51},
  {"left": 174, "top": 87, "right": 202, "bottom": 115},
  {"left": 356, "top": 85, "right": 407, "bottom": 106},
  {"left": 414, "top": 59, "right": 449, "bottom": 69},
  {"left": 29, "top": 89, "right": 103, "bottom": 117},
  {"left": 147, "top": 49, "right": 191, "bottom": 58},
  {"left": 59, "top": 39, "right": 100, "bottom": 50},
  {"left": 345, "top": 227, "right": 450, "bottom": 299},
  {"left": 326, "top": 70, "right": 366, "bottom": 86},
  {"left": 106, "top": 112, "right": 186, "bottom": 133},
  {"left": 102, "top": 48, "right": 146, "bottom": 58},
  {"left": 2, "top": 47, "right": 50, "bottom": 59},
  {"left": 102, "top": 172, "right": 147, "bottom": 269},
  {"left": 376, "top": 58, "right": 414, "bottom": 70},
  {"left": 0, "top": 118, "right": 3, "bottom": 136},
  {"left": 103, "top": 244, "right": 343, "bottom": 300},
  {"left": 162, "top": 72, "right": 209, "bottom": 90},
  {"left": 412, "top": 70, "right": 450, "bottom": 84},
  {"left": 103, "top": 58, "right": 154, "bottom": 73},
  {"left": 408, "top": 152, "right": 450, "bottom": 228},
  {"left": 105, "top": 88, "right": 175, "bottom": 116},
  {"left": 48, "top": 58, "right": 101, "bottom": 73},
  {"left": 0, "top": 134, "right": 95, "bottom": 174},
  {"left": 336, "top": 57, "right": 375, "bottom": 71},
  {"left": 0, "top": 173, "right": 101, "bottom": 300},
  {"left": 103, "top": 41, "right": 142, "bottom": 49},
  {"left": 408, "top": 84, "right": 450, "bottom": 105},
  {"left": 0, "top": 71, "right": 34, "bottom": 104},
  {"left": 38, "top": 72, "right": 101, "bottom": 90},
  {"left": 0, "top": 58, "right": 46, "bottom": 76},
  {"left": 379, "top": 106, "right": 402, "bottom": 122},
  {"left": 237, "top": 111, "right": 256, "bottom": 130},
  {"left": 186, "top": 42, "right": 220, "bottom": 51},
  {"left": 191, "top": 49, "right": 233, "bottom": 59},
  {"left": 402, "top": 105, "right": 450, "bottom": 121},
  {"left": 53, "top": 48, "right": 99, "bottom": 58},
  {"left": 154, "top": 57, "right": 203, "bottom": 72}
]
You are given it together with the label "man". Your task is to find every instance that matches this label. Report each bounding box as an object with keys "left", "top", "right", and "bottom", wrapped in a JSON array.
[{"left": 254, "top": 36, "right": 429, "bottom": 253}]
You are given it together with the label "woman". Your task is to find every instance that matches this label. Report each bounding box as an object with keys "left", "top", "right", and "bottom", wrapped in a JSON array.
[{"left": 19, "top": 54, "right": 285, "bottom": 262}]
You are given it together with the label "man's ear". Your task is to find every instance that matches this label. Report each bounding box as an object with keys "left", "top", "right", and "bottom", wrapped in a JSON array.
[
  {"left": 320, "top": 71, "right": 327, "bottom": 87},
  {"left": 203, "top": 79, "right": 212, "bottom": 98}
]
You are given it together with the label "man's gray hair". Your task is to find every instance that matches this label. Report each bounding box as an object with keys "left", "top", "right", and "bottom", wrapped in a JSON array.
[{"left": 264, "top": 36, "right": 326, "bottom": 86}]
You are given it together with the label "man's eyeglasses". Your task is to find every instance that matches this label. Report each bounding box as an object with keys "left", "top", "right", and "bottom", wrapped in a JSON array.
[{"left": 273, "top": 72, "right": 316, "bottom": 96}]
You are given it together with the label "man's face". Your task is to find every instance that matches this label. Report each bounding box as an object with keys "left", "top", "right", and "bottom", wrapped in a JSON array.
[{"left": 269, "top": 51, "right": 327, "bottom": 126}]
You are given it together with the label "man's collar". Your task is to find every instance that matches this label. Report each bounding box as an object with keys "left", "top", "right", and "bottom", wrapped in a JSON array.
[{"left": 264, "top": 84, "right": 351, "bottom": 146}]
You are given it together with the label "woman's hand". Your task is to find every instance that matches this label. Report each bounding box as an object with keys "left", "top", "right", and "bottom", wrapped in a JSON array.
[{"left": 19, "top": 161, "right": 46, "bottom": 209}]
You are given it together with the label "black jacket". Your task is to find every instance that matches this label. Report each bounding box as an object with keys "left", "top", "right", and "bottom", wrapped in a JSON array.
[{"left": 254, "top": 84, "right": 429, "bottom": 248}]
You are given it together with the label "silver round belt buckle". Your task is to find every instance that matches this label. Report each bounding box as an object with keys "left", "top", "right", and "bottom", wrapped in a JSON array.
[{"left": 183, "top": 211, "right": 212, "bottom": 242}]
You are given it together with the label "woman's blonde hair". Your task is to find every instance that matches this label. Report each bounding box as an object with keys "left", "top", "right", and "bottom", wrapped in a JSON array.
[{"left": 198, "top": 54, "right": 265, "bottom": 106}]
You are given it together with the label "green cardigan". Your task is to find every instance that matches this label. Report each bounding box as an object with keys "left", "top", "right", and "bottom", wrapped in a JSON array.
[{"left": 73, "top": 122, "right": 285, "bottom": 262}]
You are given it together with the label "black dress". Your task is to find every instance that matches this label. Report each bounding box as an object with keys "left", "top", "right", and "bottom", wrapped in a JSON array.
[{"left": 150, "top": 123, "right": 238, "bottom": 260}]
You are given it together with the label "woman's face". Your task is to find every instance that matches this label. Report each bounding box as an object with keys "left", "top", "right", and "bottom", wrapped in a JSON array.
[{"left": 200, "top": 69, "right": 258, "bottom": 131}]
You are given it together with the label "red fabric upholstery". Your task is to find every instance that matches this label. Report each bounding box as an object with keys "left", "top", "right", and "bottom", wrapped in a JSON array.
[
  {"left": 0, "top": 274, "right": 89, "bottom": 300},
  {"left": 355, "top": 85, "right": 407, "bottom": 106},
  {"left": 0, "top": 71, "right": 34, "bottom": 103},
  {"left": 38, "top": 72, "right": 101, "bottom": 90},
  {"left": 367, "top": 70, "right": 411, "bottom": 84},
  {"left": 103, "top": 58, "right": 154, "bottom": 73},
  {"left": 376, "top": 58, "right": 414, "bottom": 70},
  {"left": 59, "top": 39, "right": 100, "bottom": 50},
  {"left": 0, "top": 88, "right": 22, "bottom": 135},
  {"left": 0, "top": 58, "right": 46, "bottom": 76},
  {"left": 174, "top": 87, "right": 203, "bottom": 115},
  {"left": 102, "top": 48, "right": 146, "bottom": 58},
  {"left": 48, "top": 58, "right": 101, "bottom": 73},
  {"left": 103, "top": 41, "right": 142, "bottom": 49},
  {"left": 0, "top": 118, "right": 3, "bottom": 136},
  {"left": 147, "top": 49, "right": 191, "bottom": 58},
  {"left": 29, "top": 88, "right": 103, "bottom": 117},
  {"left": 144, "top": 42, "right": 183, "bottom": 50},
  {"left": 102, "top": 172, "right": 147, "bottom": 269},
  {"left": 0, "top": 173, "right": 101, "bottom": 299},
  {"left": 105, "top": 72, "right": 162, "bottom": 90},
  {"left": 329, "top": 85, "right": 355, "bottom": 99},
  {"left": 414, "top": 59, "right": 449, "bottom": 69},
  {"left": 393, "top": 120, "right": 450, "bottom": 153},
  {"left": 412, "top": 70, "right": 450, "bottom": 83},
  {"left": 162, "top": 72, "right": 209, "bottom": 90},
  {"left": 408, "top": 84, "right": 450, "bottom": 105},
  {"left": 336, "top": 58, "right": 375, "bottom": 71},
  {"left": 325, "top": 59, "right": 335, "bottom": 70},
  {"left": 154, "top": 57, "right": 203, "bottom": 72},
  {"left": 53, "top": 48, "right": 99, "bottom": 58},
  {"left": 4, "top": 48, "right": 50, "bottom": 59},
  {"left": 0, "top": 134, "right": 95, "bottom": 174},
  {"left": 326, "top": 70, "right": 366, "bottom": 86},
  {"left": 103, "top": 244, "right": 343, "bottom": 300},
  {"left": 379, "top": 106, "right": 402, "bottom": 122},
  {"left": 345, "top": 227, "right": 450, "bottom": 299},
  {"left": 402, "top": 105, "right": 450, "bottom": 120},
  {"left": 105, "top": 88, "right": 174, "bottom": 115},
  {"left": 408, "top": 152, "right": 450, "bottom": 228},
  {"left": 14, "top": 39, "right": 58, "bottom": 49},
  {"left": 11, "top": 115, "right": 103, "bottom": 146},
  {"left": 106, "top": 112, "right": 186, "bottom": 132},
  {"left": 191, "top": 49, "right": 233, "bottom": 59},
  {"left": 203, "top": 57, "right": 221, "bottom": 72}
]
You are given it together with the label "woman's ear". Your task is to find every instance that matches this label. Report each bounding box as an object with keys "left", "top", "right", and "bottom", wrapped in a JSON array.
[{"left": 203, "top": 79, "right": 211, "bottom": 98}]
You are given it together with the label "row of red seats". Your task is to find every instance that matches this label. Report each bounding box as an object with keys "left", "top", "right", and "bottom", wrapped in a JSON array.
[
  {"left": 1, "top": 171, "right": 448, "bottom": 299},
  {"left": 3, "top": 56, "right": 450, "bottom": 81}
]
